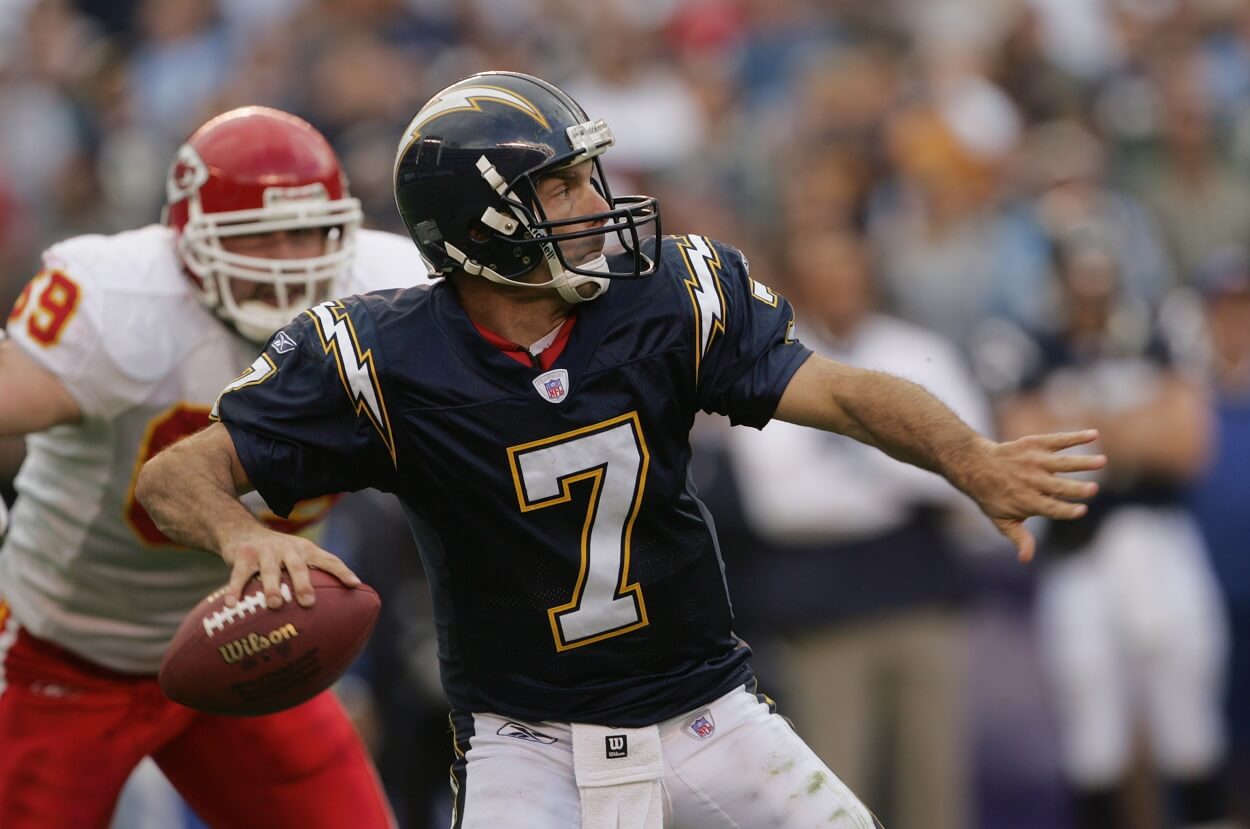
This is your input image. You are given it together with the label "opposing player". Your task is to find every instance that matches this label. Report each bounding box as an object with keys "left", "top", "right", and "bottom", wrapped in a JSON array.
[
  {"left": 136, "top": 72, "right": 1105, "bottom": 828},
  {"left": 0, "top": 107, "right": 427, "bottom": 829}
]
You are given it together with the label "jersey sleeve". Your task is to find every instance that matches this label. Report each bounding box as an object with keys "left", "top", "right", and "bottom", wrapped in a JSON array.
[
  {"left": 5, "top": 262, "right": 152, "bottom": 419},
  {"left": 679, "top": 236, "right": 812, "bottom": 427},
  {"left": 343, "top": 228, "right": 435, "bottom": 293},
  {"left": 213, "top": 296, "right": 401, "bottom": 517}
]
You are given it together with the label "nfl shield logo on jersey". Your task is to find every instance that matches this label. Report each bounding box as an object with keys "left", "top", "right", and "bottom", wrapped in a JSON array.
[
  {"left": 531, "top": 369, "right": 570, "bottom": 404},
  {"left": 685, "top": 710, "right": 715, "bottom": 740}
]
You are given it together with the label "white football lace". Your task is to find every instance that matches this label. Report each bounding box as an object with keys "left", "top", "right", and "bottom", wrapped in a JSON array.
[{"left": 201, "top": 583, "right": 293, "bottom": 637}]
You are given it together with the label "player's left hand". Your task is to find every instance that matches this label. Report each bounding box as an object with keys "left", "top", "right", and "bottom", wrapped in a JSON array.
[{"left": 956, "top": 429, "right": 1106, "bottom": 563}]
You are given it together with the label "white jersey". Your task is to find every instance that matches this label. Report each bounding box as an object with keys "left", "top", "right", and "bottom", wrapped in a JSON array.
[{"left": 0, "top": 224, "right": 430, "bottom": 673}]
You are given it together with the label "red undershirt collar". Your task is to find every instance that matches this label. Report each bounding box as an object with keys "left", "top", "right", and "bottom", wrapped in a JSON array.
[{"left": 471, "top": 314, "right": 577, "bottom": 371}]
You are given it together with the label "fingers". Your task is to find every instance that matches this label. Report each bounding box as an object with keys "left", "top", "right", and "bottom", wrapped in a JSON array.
[
  {"left": 220, "top": 532, "right": 344, "bottom": 609},
  {"left": 1027, "top": 429, "right": 1100, "bottom": 451},
  {"left": 995, "top": 518, "right": 1036, "bottom": 564},
  {"left": 1038, "top": 474, "right": 1099, "bottom": 500},
  {"left": 225, "top": 555, "right": 257, "bottom": 607},
  {"left": 311, "top": 551, "right": 362, "bottom": 592},
  {"left": 284, "top": 543, "right": 360, "bottom": 608},
  {"left": 283, "top": 555, "right": 316, "bottom": 608},
  {"left": 258, "top": 554, "right": 285, "bottom": 609},
  {"left": 1042, "top": 452, "right": 1107, "bottom": 474},
  {"left": 1034, "top": 496, "right": 1088, "bottom": 521},
  {"left": 978, "top": 432, "right": 1105, "bottom": 566}
]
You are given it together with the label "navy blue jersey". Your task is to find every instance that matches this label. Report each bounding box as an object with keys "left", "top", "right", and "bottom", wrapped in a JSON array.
[
  {"left": 215, "top": 234, "right": 811, "bottom": 725},
  {"left": 1018, "top": 324, "right": 1183, "bottom": 555}
]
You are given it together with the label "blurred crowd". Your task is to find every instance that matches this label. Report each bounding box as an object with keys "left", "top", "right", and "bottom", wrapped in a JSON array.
[{"left": 3, "top": 0, "right": 1250, "bottom": 828}]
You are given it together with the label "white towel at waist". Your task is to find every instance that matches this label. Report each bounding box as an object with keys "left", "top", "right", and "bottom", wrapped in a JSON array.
[{"left": 571, "top": 723, "right": 665, "bottom": 829}]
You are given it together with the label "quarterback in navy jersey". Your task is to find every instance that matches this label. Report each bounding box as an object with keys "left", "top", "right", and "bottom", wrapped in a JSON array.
[
  {"left": 139, "top": 72, "right": 1106, "bottom": 829},
  {"left": 213, "top": 233, "right": 798, "bottom": 726}
]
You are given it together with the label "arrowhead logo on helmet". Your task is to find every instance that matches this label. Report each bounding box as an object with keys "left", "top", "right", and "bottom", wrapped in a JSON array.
[{"left": 166, "top": 144, "right": 209, "bottom": 204}]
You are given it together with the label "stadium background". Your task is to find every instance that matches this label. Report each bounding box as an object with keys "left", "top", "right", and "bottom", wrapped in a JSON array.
[{"left": 1, "top": 1, "right": 1248, "bottom": 827}]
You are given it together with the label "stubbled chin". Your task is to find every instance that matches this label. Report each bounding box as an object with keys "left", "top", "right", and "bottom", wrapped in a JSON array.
[{"left": 572, "top": 253, "right": 609, "bottom": 273}]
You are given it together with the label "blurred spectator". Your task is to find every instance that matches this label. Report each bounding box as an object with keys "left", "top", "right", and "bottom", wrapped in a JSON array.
[
  {"left": 989, "top": 4, "right": 1090, "bottom": 124},
  {"left": 126, "top": 0, "right": 236, "bottom": 139},
  {"left": 654, "top": 49, "right": 760, "bottom": 245},
  {"left": 563, "top": 7, "right": 705, "bottom": 182},
  {"left": 991, "top": 228, "right": 1233, "bottom": 829},
  {"left": 1126, "top": 45, "right": 1250, "bottom": 283},
  {"left": 1015, "top": 118, "right": 1175, "bottom": 312},
  {"left": 0, "top": 1, "right": 92, "bottom": 226},
  {"left": 730, "top": 0, "right": 845, "bottom": 114},
  {"left": 1189, "top": 246, "right": 1250, "bottom": 826},
  {"left": 866, "top": 81, "right": 1053, "bottom": 349},
  {"left": 775, "top": 44, "right": 900, "bottom": 234},
  {"left": 1025, "top": 0, "right": 1123, "bottom": 80},
  {"left": 723, "top": 229, "right": 999, "bottom": 829},
  {"left": 1199, "top": 2, "right": 1250, "bottom": 124}
]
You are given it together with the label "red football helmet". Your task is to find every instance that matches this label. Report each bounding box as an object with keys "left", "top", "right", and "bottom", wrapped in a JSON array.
[{"left": 165, "top": 106, "right": 363, "bottom": 342}]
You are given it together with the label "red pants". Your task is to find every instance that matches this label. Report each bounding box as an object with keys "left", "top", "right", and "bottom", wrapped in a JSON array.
[{"left": 0, "top": 603, "right": 395, "bottom": 829}]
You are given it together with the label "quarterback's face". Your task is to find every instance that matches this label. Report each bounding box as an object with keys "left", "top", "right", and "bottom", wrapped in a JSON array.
[{"left": 533, "top": 160, "right": 609, "bottom": 271}]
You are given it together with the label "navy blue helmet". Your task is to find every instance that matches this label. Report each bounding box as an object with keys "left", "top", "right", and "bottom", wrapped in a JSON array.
[{"left": 393, "top": 71, "right": 661, "bottom": 303}]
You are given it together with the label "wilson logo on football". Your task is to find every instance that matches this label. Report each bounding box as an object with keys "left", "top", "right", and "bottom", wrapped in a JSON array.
[
  {"left": 201, "top": 584, "right": 292, "bottom": 637},
  {"left": 218, "top": 624, "right": 301, "bottom": 664}
]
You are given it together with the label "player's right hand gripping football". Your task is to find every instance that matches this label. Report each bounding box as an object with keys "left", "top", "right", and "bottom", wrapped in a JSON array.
[{"left": 220, "top": 527, "right": 360, "bottom": 609}]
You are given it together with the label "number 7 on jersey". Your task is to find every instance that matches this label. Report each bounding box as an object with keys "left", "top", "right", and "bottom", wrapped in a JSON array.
[{"left": 507, "top": 412, "right": 651, "bottom": 652}]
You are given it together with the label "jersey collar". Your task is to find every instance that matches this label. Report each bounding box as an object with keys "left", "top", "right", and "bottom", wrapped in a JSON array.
[{"left": 471, "top": 315, "right": 577, "bottom": 371}]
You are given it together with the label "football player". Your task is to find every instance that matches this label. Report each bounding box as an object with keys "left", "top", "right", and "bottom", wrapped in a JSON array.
[
  {"left": 0, "top": 107, "right": 427, "bottom": 829},
  {"left": 136, "top": 72, "right": 1105, "bottom": 829},
  {"left": 994, "top": 231, "right": 1232, "bottom": 829}
]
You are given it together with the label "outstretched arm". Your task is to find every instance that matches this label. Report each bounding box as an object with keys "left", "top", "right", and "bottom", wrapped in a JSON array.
[
  {"left": 773, "top": 354, "right": 1106, "bottom": 562},
  {"left": 135, "top": 422, "right": 359, "bottom": 606},
  {"left": 0, "top": 335, "right": 81, "bottom": 435}
]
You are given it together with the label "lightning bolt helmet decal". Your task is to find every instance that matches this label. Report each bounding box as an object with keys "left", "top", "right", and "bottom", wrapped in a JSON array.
[{"left": 393, "top": 85, "right": 550, "bottom": 176}]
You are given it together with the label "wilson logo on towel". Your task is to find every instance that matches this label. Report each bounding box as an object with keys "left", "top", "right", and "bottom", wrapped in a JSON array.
[{"left": 605, "top": 734, "right": 628, "bottom": 759}]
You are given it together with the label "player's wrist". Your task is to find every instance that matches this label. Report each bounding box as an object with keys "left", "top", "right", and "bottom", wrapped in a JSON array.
[{"left": 941, "top": 433, "right": 995, "bottom": 498}]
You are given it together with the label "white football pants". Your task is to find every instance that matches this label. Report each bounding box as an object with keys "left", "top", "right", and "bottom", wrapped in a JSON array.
[
  {"left": 450, "top": 683, "right": 881, "bottom": 829},
  {"left": 1036, "top": 506, "right": 1229, "bottom": 786}
]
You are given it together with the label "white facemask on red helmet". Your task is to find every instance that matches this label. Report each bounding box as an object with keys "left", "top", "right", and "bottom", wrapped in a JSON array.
[{"left": 165, "top": 106, "right": 363, "bottom": 343}]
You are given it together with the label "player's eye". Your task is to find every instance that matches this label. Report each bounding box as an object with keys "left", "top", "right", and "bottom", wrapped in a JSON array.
[{"left": 538, "top": 178, "right": 571, "bottom": 201}]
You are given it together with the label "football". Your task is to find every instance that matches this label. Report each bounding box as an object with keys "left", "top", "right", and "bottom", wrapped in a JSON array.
[{"left": 159, "top": 568, "right": 380, "bottom": 716}]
